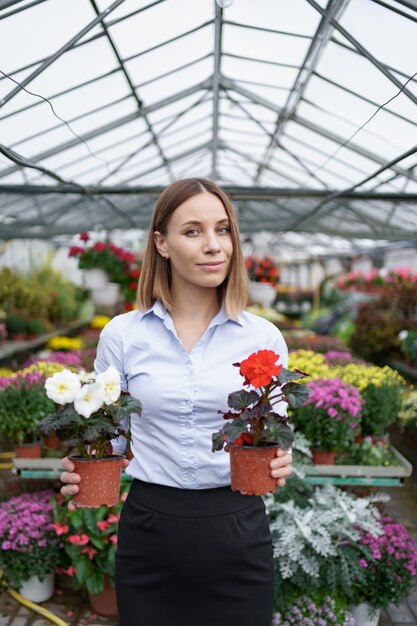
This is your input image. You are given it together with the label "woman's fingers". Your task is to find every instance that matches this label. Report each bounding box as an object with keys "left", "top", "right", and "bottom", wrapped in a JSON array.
[{"left": 270, "top": 448, "right": 293, "bottom": 480}]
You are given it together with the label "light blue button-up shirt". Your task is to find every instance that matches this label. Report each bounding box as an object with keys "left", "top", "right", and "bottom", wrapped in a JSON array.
[{"left": 94, "top": 300, "right": 288, "bottom": 489}]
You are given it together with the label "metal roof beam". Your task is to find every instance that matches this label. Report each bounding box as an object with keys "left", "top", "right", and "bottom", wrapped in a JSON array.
[
  {"left": 1, "top": 184, "right": 417, "bottom": 202},
  {"left": 255, "top": 0, "right": 350, "bottom": 183},
  {"left": 286, "top": 143, "right": 417, "bottom": 231},
  {"left": 312, "top": 71, "right": 417, "bottom": 127},
  {"left": 211, "top": 3, "right": 223, "bottom": 181},
  {"left": 89, "top": 0, "right": 174, "bottom": 183},
  {"left": 223, "top": 77, "right": 417, "bottom": 184},
  {"left": 118, "top": 142, "right": 212, "bottom": 185},
  {"left": 0, "top": 0, "right": 46, "bottom": 19},
  {"left": 306, "top": 0, "right": 417, "bottom": 105},
  {"left": 0, "top": 79, "right": 210, "bottom": 179},
  {"left": 0, "top": 0, "right": 127, "bottom": 109}
]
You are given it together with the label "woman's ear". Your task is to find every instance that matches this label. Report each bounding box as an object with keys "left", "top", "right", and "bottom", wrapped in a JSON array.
[{"left": 154, "top": 231, "right": 168, "bottom": 259}]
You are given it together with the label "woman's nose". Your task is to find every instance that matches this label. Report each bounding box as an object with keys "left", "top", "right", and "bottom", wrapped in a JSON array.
[{"left": 203, "top": 231, "right": 221, "bottom": 252}]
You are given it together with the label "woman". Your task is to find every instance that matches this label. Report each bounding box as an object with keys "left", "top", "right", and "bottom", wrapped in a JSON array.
[{"left": 60, "top": 178, "right": 293, "bottom": 626}]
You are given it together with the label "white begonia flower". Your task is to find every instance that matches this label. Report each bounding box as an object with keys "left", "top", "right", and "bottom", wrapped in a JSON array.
[
  {"left": 45, "top": 369, "right": 81, "bottom": 405},
  {"left": 78, "top": 370, "right": 96, "bottom": 384},
  {"left": 74, "top": 382, "right": 106, "bottom": 418},
  {"left": 96, "top": 366, "right": 121, "bottom": 404},
  {"left": 398, "top": 330, "right": 409, "bottom": 341}
]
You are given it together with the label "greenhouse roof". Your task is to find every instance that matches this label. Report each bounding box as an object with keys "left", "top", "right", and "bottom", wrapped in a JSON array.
[{"left": 0, "top": 0, "right": 416, "bottom": 248}]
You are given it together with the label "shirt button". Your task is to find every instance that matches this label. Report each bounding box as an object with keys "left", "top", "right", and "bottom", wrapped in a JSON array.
[{"left": 186, "top": 399, "right": 192, "bottom": 406}]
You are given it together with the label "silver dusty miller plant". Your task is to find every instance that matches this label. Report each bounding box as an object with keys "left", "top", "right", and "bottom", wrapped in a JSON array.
[{"left": 265, "top": 485, "right": 389, "bottom": 596}]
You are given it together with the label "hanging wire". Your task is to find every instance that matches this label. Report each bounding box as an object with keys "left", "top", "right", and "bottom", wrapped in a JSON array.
[
  {"left": 300, "top": 69, "right": 417, "bottom": 186},
  {"left": 0, "top": 68, "right": 123, "bottom": 179}
]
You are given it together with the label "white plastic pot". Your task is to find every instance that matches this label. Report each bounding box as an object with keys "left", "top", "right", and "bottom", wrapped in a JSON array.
[
  {"left": 19, "top": 571, "right": 55, "bottom": 603},
  {"left": 92, "top": 282, "right": 120, "bottom": 306},
  {"left": 350, "top": 603, "right": 381, "bottom": 626},
  {"left": 248, "top": 281, "right": 276, "bottom": 307},
  {"left": 83, "top": 268, "right": 109, "bottom": 290}
]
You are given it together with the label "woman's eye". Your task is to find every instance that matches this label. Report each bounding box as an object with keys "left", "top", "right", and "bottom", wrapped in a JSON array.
[
  {"left": 218, "top": 226, "right": 231, "bottom": 234},
  {"left": 185, "top": 229, "right": 199, "bottom": 236}
]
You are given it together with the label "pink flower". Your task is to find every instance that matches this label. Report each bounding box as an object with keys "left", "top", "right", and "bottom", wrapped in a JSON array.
[{"left": 69, "top": 534, "right": 90, "bottom": 546}]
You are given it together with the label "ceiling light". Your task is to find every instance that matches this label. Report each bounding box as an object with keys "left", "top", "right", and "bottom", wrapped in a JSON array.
[{"left": 216, "top": 0, "right": 235, "bottom": 8}]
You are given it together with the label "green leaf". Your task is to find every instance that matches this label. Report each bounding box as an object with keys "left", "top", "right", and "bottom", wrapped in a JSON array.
[
  {"left": 86, "top": 570, "right": 104, "bottom": 595},
  {"left": 278, "top": 367, "right": 309, "bottom": 385},
  {"left": 284, "top": 382, "right": 311, "bottom": 407},
  {"left": 228, "top": 389, "right": 259, "bottom": 410},
  {"left": 212, "top": 431, "right": 225, "bottom": 452},
  {"left": 263, "top": 418, "right": 294, "bottom": 449},
  {"left": 75, "top": 556, "right": 94, "bottom": 585}
]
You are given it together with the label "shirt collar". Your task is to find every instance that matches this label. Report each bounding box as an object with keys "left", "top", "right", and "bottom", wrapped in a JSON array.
[{"left": 144, "top": 299, "right": 243, "bottom": 327}]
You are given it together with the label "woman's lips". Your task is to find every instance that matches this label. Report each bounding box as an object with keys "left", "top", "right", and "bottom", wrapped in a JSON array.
[{"left": 197, "top": 261, "right": 225, "bottom": 269}]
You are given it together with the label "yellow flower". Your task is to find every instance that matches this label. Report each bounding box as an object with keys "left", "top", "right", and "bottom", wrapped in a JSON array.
[
  {"left": 46, "top": 336, "right": 84, "bottom": 351},
  {"left": 288, "top": 350, "right": 334, "bottom": 380},
  {"left": 90, "top": 315, "right": 111, "bottom": 330},
  {"left": 0, "top": 368, "right": 13, "bottom": 378}
]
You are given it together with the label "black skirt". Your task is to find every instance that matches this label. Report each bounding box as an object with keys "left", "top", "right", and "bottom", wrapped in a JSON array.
[{"left": 115, "top": 479, "right": 275, "bottom": 626}]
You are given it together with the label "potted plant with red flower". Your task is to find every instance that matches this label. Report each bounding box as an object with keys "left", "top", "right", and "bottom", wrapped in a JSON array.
[
  {"left": 52, "top": 488, "right": 129, "bottom": 616},
  {"left": 245, "top": 255, "right": 280, "bottom": 307},
  {"left": 212, "top": 349, "right": 310, "bottom": 495},
  {"left": 69, "top": 233, "right": 142, "bottom": 306},
  {"left": 37, "top": 367, "right": 141, "bottom": 508}
]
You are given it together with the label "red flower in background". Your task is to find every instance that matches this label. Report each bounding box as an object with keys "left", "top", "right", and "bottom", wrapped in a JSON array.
[
  {"left": 79, "top": 232, "right": 90, "bottom": 241},
  {"left": 239, "top": 349, "right": 283, "bottom": 387},
  {"left": 245, "top": 255, "right": 280, "bottom": 285}
]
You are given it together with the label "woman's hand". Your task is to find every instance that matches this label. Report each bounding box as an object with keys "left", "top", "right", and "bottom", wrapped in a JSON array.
[
  {"left": 60, "top": 455, "right": 130, "bottom": 511},
  {"left": 270, "top": 448, "right": 293, "bottom": 488}
]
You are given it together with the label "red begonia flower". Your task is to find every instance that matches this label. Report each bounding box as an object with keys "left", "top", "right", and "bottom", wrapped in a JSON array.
[{"left": 239, "top": 349, "right": 282, "bottom": 387}]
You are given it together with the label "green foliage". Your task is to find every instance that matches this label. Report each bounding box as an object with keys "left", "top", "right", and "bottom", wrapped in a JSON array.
[
  {"left": 0, "top": 265, "right": 87, "bottom": 329},
  {"left": 212, "top": 365, "right": 309, "bottom": 451},
  {"left": 336, "top": 438, "right": 395, "bottom": 466},
  {"left": 350, "top": 301, "right": 402, "bottom": 357},
  {"left": 37, "top": 392, "right": 141, "bottom": 458},
  {"left": 401, "top": 330, "right": 417, "bottom": 364},
  {"left": 361, "top": 382, "right": 404, "bottom": 436},
  {"left": 0, "top": 380, "right": 55, "bottom": 444},
  {"left": 52, "top": 487, "right": 128, "bottom": 594},
  {"left": 265, "top": 485, "right": 388, "bottom": 609}
]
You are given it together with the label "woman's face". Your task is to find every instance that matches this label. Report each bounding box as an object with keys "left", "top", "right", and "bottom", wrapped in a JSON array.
[{"left": 154, "top": 192, "right": 233, "bottom": 293}]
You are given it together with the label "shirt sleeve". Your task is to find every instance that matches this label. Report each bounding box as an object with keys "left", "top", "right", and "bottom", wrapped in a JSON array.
[
  {"left": 94, "top": 320, "right": 128, "bottom": 391},
  {"left": 94, "top": 320, "right": 129, "bottom": 454}
]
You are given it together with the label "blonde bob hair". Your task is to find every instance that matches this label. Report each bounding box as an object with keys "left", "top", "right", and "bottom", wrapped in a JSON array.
[{"left": 136, "top": 178, "right": 248, "bottom": 319}]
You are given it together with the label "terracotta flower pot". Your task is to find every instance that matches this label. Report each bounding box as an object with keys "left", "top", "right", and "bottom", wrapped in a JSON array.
[
  {"left": 15, "top": 442, "right": 42, "bottom": 458},
  {"left": 88, "top": 576, "right": 118, "bottom": 616},
  {"left": 43, "top": 434, "right": 61, "bottom": 450},
  {"left": 229, "top": 444, "right": 279, "bottom": 495},
  {"left": 69, "top": 454, "right": 125, "bottom": 508},
  {"left": 311, "top": 449, "right": 336, "bottom": 465}
]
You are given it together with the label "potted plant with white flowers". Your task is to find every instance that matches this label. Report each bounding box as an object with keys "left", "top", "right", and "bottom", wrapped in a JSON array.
[{"left": 37, "top": 367, "right": 141, "bottom": 508}]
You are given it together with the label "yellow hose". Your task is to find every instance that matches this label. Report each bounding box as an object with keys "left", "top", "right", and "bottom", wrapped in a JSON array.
[{"left": 0, "top": 572, "right": 68, "bottom": 626}]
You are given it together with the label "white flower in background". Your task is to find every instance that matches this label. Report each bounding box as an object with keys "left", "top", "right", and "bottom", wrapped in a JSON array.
[
  {"left": 78, "top": 370, "right": 96, "bottom": 384},
  {"left": 45, "top": 369, "right": 81, "bottom": 404},
  {"left": 74, "top": 382, "right": 106, "bottom": 418},
  {"left": 398, "top": 330, "right": 409, "bottom": 341},
  {"left": 96, "top": 366, "right": 121, "bottom": 404}
]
